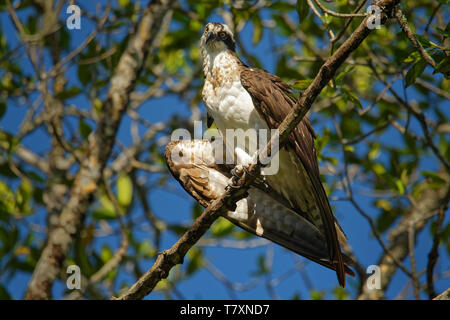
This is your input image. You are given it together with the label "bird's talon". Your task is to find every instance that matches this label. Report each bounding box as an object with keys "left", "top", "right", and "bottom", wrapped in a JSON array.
[
  {"left": 242, "top": 165, "right": 254, "bottom": 177},
  {"left": 225, "top": 183, "right": 240, "bottom": 191},
  {"left": 231, "top": 166, "right": 243, "bottom": 179}
]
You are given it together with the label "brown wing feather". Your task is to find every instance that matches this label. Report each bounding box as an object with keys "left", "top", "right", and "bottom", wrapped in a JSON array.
[
  {"left": 240, "top": 67, "right": 347, "bottom": 286},
  {"left": 165, "top": 140, "right": 223, "bottom": 206}
]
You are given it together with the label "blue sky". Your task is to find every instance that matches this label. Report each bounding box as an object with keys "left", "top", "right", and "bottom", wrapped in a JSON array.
[{"left": 0, "top": 0, "right": 448, "bottom": 299}]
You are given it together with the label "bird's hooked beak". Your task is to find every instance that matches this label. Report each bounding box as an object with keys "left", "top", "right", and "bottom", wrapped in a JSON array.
[{"left": 205, "top": 31, "right": 217, "bottom": 44}]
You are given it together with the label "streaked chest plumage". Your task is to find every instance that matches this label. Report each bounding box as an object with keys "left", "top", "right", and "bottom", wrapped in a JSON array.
[{"left": 202, "top": 51, "right": 268, "bottom": 136}]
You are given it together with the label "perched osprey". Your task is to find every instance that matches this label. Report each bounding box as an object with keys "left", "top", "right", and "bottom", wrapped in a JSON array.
[{"left": 165, "top": 22, "right": 355, "bottom": 287}]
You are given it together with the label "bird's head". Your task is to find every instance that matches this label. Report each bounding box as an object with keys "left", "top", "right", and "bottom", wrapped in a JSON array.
[{"left": 200, "top": 22, "right": 235, "bottom": 53}]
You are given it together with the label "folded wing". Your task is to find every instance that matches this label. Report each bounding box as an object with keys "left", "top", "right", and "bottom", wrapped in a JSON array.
[{"left": 164, "top": 140, "right": 355, "bottom": 276}]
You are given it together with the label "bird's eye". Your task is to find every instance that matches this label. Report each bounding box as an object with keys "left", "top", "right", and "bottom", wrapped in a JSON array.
[{"left": 219, "top": 31, "right": 227, "bottom": 39}]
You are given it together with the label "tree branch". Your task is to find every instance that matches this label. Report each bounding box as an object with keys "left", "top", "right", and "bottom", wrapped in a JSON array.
[
  {"left": 433, "top": 287, "right": 450, "bottom": 300},
  {"left": 313, "top": 0, "right": 368, "bottom": 18},
  {"left": 394, "top": 7, "right": 436, "bottom": 69}
]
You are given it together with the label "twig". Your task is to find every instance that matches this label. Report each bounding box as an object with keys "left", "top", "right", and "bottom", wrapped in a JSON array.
[
  {"left": 394, "top": 7, "right": 436, "bottom": 69},
  {"left": 414, "top": 78, "right": 450, "bottom": 100},
  {"left": 204, "top": 258, "right": 260, "bottom": 293},
  {"left": 424, "top": 3, "right": 442, "bottom": 34},
  {"left": 313, "top": 0, "right": 368, "bottom": 18},
  {"left": 358, "top": 74, "right": 397, "bottom": 116},
  {"left": 44, "top": 1, "right": 111, "bottom": 80},
  {"left": 332, "top": 0, "right": 369, "bottom": 44},
  {"left": 307, "top": 0, "right": 336, "bottom": 41},
  {"left": 342, "top": 119, "right": 391, "bottom": 145}
]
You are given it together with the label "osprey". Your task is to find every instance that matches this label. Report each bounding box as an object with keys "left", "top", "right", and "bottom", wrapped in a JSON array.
[{"left": 166, "top": 22, "right": 355, "bottom": 287}]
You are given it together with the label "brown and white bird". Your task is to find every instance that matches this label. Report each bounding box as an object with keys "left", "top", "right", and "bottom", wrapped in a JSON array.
[{"left": 165, "top": 22, "right": 355, "bottom": 287}]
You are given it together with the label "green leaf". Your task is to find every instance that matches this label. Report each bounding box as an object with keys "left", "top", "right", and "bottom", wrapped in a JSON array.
[
  {"left": 296, "top": 0, "right": 309, "bottom": 22},
  {"left": 435, "top": 56, "right": 450, "bottom": 74},
  {"left": 375, "top": 199, "right": 392, "bottom": 212},
  {"left": 0, "top": 181, "right": 15, "bottom": 215},
  {"left": 395, "top": 179, "right": 405, "bottom": 195},
  {"left": 0, "top": 101, "right": 6, "bottom": 119},
  {"left": 211, "top": 217, "right": 234, "bottom": 237},
  {"left": 0, "top": 131, "right": 19, "bottom": 151},
  {"left": 414, "top": 34, "right": 431, "bottom": 48},
  {"left": 192, "top": 202, "right": 203, "bottom": 219},
  {"left": 310, "top": 290, "right": 326, "bottom": 300},
  {"left": 0, "top": 284, "right": 11, "bottom": 300},
  {"left": 372, "top": 163, "right": 386, "bottom": 175},
  {"left": 186, "top": 247, "right": 203, "bottom": 275},
  {"left": 117, "top": 174, "right": 133, "bottom": 207},
  {"left": 92, "top": 194, "right": 117, "bottom": 220},
  {"left": 403, "top": 51, "right": 420, "bottom": 63},
  {"left": 78, "top": 65, "right": 91, "bottom": 86},
  {"left": 376, "top": 208, "right": 399, "bottom": 233},
  {"left": 252, "top": 15, "right": 263, "bottom": 45},
  {"left": 271, "top": 2, "right": 295, "bottom": 11},
  {"left": 93, "top": 98, "right": 103, "bottom": 114},
  {"left": 253, "top": 254, "right": 269, "bottom": 275},
  {"left": 78, "top": 120, "right": 92, "bottom": 140},
  {"left": 17, "top": 180, "right": 33, "bottom": 214},
  {"left": 167, "top": 224, "right": 189, "bottom": 235},
  {"left": 333, "top": 287, "right": 349, "bottom": 300},
  {"left": 405, "top": 59, "right": 427, "bottom": 87},
  {"left": 55, "top": 86, "right": 81, "bottom": 100},
  {"left": 422, "top": 171, "right": 447, "bottom": 185},
  {"left": 434, "top": 27, "right": 450, "bottom": 38},
  {"left": 233, "top": 230, "right": 254, "bottom": 239},
  {"left": 293, "top": 79, "right": 313, "bottom": 90},
  {"left": 100, "top": 194, "right": 115, "bottom": 213},
  {"left": 344, "top": 145, "right": 355, "bottom": 152},
  {"left": 100, "top": 245, "right": 113, "bottom": 263},
  {"left": 341, "top": 87, "right": 363, "bottom": 109},
  {"left": 118, "top": 0, "right": 130, "bottom": 7},
  {"left": 368, "top": 143, "right": 381, "bottom": 160},
  {"left": 335, "top": 66, "right": 355, "bottom": 84},
  {"left": 26, "top": 171, "right": 45, "bottom": 183},
  {"left": 137, "top": 241, "right": 156, "bottom": 258},
  {"left": 92, "top": 208, "right": 116, "bottom": 220}
]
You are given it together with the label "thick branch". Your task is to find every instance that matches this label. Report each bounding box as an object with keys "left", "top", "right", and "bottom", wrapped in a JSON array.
[{"left": 115, "top": 0, "right": 400, "bottom": 300}]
